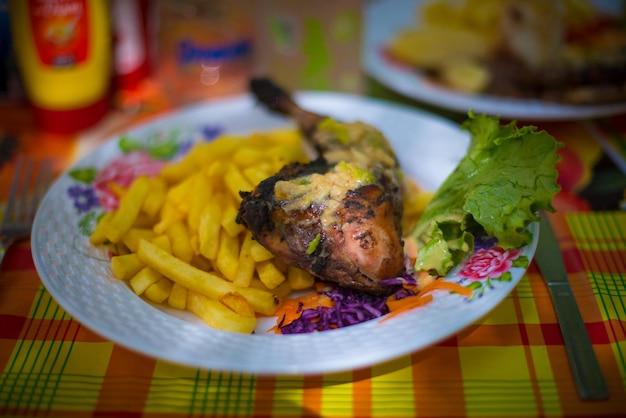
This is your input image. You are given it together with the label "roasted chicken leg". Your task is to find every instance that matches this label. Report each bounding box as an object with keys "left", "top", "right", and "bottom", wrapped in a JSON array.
[{"left": 236, "top": 79, "right": 405, "bottom": 295}]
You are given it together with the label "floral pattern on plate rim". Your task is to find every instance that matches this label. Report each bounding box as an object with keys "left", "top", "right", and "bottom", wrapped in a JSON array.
[{"left": 64, "top": 125, "right": 529, "bottom": 306}]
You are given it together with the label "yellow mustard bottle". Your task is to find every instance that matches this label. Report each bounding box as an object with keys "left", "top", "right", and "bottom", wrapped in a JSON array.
[{"left": 9, "top": 0, "right": 111, "bottom": 134}]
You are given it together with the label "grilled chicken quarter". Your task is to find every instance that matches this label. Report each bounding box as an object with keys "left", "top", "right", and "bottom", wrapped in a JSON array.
[{"left": 236, "top": 79, "right": 405, "bottom": 295}]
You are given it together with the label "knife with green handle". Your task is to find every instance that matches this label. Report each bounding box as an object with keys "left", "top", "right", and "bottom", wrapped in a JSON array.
[{"left": 535, "top": 214, "right": 609, "bottom": 400}]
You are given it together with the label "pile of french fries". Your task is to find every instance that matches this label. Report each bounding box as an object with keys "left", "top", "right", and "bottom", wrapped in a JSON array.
[{"left": 90, "top": 128, "right": 317, "bottom": 333}]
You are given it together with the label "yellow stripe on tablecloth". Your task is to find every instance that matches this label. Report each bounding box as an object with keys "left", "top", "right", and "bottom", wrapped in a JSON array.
[
  {"left": 318, "top": 370, "right": 353, "bottom": 417},
  {"left": 271, "top": 375, "right": 305, "bottom": 416},
  {"left": 370, "top": 356, "right": 415, "bottom": 417},
  {"left": 528, "top": 346, "right": 561, "bottom": 417},
  {"left": 57, "top": 342, "right": 112, "bottom": 411},
  {"left": 516, "top": 275, "right": 542, "bottom": 325},
  {"left": 146, "top": 361, "right": 201, "bottom": 412},
  {"left": 479, "top": 296, "right": 519, "bottom": 325},
  {"left": 459, "top": 346, "right": 538, "bottom": 416}
]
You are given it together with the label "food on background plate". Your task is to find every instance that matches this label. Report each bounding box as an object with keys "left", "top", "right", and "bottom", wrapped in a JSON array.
[
  {"left": 387, "top": 0, "right": 626, "bottom": 104},
  {"left": 237, "top": 79, "right": 405, "bottom": 295}
]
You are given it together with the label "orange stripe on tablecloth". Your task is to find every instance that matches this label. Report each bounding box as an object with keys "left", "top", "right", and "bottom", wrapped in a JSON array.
[
  {"left": 352, "top": 367, "right": 371, "bottom": 417},
  {"left": 94, "top": 344, "right": 157, "bottom": 417},
  {"left": 253, "top": 375, "right": 276, "bottom": 416},
  {"left": 301, "top": 374, "right": 324, "bottom": 416},
  {"left": 410, "top": 346, "right": 466, "bottom": 417},
  {"left": 522, "top": 323, "right": 547, "bottom": 345}
]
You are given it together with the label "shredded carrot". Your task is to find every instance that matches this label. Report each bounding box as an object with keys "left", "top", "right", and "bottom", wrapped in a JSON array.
[
  {"left": 381, "top": 293, "right": 433, "bottom": 322},
  {"left": 381, "top": 278, "right": 473, "bottom": 322},
  {"left": 419, "top": 278, "right": 473, "bottom": 297}
]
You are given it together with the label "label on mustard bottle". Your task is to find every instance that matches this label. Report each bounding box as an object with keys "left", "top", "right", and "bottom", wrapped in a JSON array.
[{"left": 29, "top": 0, "right": 89, "bottom": 67}]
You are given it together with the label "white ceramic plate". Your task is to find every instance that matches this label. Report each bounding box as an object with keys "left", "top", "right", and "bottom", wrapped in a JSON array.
[
  {"left": 364, "top": 0, "right": 626, "bottom": 121},
  {"left": 32, "top": 92, "right": 538, "bottom": 375}
]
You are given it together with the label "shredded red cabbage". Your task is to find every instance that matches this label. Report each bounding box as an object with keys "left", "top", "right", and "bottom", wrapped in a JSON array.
[
  {"left": 279, "top": 259, "right": 419, "bottom": 334},
  {"left": 279, "top": 285, "right": 391, "bottom": 334}
]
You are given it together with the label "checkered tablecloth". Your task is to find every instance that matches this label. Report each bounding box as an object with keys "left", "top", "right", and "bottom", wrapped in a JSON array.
[{"left": 1, "top": 211, "right": 624, "bottom": 417}]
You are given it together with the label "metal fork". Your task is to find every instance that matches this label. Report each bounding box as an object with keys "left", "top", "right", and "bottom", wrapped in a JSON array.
[{"left": 1, "top": 155, "right": 54, "bottom": 266}]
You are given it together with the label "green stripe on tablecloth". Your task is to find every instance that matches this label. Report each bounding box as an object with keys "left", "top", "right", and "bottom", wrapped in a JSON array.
[
  {"left": 567, "top": 212, "right": 626, "bottom": 386},
  {"left": 145, "top": 363, "right": 255, "bottom": 415},
  {"left": 0, "top": 287, "right": 91, "bottom": 412},
  {"left": 512, "top": 275, "right": 535, "bottom": 299},
  {"left": 590, "top": 271, "right": 626, "bottom": 378}
]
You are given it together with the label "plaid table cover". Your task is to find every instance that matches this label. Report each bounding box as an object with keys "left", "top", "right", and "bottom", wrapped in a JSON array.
[{"left": 1, "top": 211, "right": 624, "bottom": 418}]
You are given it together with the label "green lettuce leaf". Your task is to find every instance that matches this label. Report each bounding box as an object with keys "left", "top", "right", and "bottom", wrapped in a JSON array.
[{"left": 409, "top": 112, "right": 563, "bottom": 276}]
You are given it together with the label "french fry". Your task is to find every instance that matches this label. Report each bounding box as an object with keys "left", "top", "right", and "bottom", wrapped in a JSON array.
[
  {"left": 137, "top": 239, "right": 279, "bottom": 315},
  {"left": 215, "top": 229, "right": 239, "bottom": 281},
  {"left": 187, "top": 174, "right": 212, "bottom": 232},
  {"left": 166, "top": 220, "right": 194, "bottom": 263},
  {"left": 194, "top": 136, "right": 241, "bottom": 164},
  {"left": 111, "top": 253, "right": 145, "bottom": 281},
  {"left": 122, "top": 228, "right": 156, "bottom": 253},
  {"left": 198, "top": 200, "right": 222, "bottom": 260},
  {"left": 224, "top": 163, "right": 253, "bottom": 201},
  {"left": 287, "top": 266, "right": 315, "bottom": 290},
  {"left": 220, "top": 201, "right": 245, "bottom": 238},
  {"left": 219, "top": 292, "right": 255, "bottom": 318},
  {"left": 188, "top": 291, "right": 256, "bottom": 333},
  {"left": 242, "top": 167, "right": 270, "bottom": 187},
  {"left": 103, "top": 176, "right": 152, "bottom": 243},
  {"left": 129, "top": 266, "right": 163, "bottom": 295},
  {"left": 234, "top": 231, "right": 255, "bottom": 287},
  {"left": 166, "top": 172, "right": 201, "bottom": 213},
  {"left": 206, "top": 160, "right": 229, "bottom": 179},
  {"left": 256, "top": 260, "right": 286, "bottom": 290},
  {"left": 270, "top": 278, "right": 293, "bottom": 299},
  {"left": 154, "top": 200, "right": 185, "bottom": 235},
  {"left": 168, "top": 282, "right": 188, "bottom": 309},
  {"left": 160, "top": 157, "right": 199, "bottom": 185},
  {"left": 191, "top": 254, "right": 213, "bottom": 271},
  {"left": 142, "top": 177, "right": 167, "bottom": 218},
  {"left": 151, "top": 234, "right": 172, "bottom": 253},
  {"left": 144, "top": 277, "right": 173, "bottom": 303},
  {"left": 89, "top": 211, "right": 115, "bottom": 245},
  {"left": 250, "top": 240, "right": 274, "bottom": 262},
  {"left": 131, "top": 212, "right": 159, "bottom": 229},
  {"left": 233, "top": 147, "right": 265, "bottom": 167}
]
